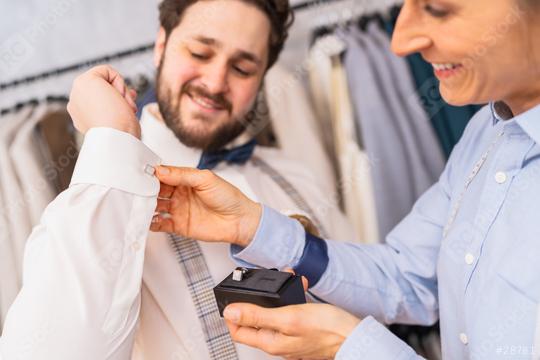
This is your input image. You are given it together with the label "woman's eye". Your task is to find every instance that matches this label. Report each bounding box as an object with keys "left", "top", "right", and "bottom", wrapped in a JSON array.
[{"left": 424, "top": 4, "right": 450, "bottom": 18}]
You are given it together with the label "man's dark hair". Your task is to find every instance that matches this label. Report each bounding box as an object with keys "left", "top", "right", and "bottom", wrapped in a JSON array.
[{"left": 158, "top": 0, "right": 294, "bottom": 70}]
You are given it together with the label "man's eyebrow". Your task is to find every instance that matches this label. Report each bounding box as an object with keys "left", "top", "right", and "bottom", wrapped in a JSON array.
[
  {"left": 193, "top": 35, "right": 220, "bottom": 47},
  {"left": 235, "top": 51, "right": 262, "bottom": 66}
]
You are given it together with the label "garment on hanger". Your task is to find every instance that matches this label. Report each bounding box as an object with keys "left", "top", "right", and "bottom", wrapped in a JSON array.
[
  {"left": 264, "top": 64, "right": 338, "bottom": 203},
  {"left": 36, "top": 107, "right": 78, "bottom": 192},
  {"left": 308, "top": 34, "right": 380, "bottom": 244},
  {"left": 0, "top": 106, "right": 35, "bottom": 329},
  {"left": 307, "top": 38, "right": 339, "bottom": 174},
  {"left": 10, "top": 103, "right": 59, "bottom": 226},
  {"left": 366, "top": 23, "right": 445, "bottom": 183},
  {"left": 0, "top": 183, "right": 13, "bottom": 332},
  {"left": 340, "top": 25, "right": 445, "bottom": 239}
]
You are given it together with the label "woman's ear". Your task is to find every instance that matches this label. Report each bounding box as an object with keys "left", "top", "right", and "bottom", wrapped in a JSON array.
[{"left": 154, "top": 27, "right": 167, "bottom": 68}]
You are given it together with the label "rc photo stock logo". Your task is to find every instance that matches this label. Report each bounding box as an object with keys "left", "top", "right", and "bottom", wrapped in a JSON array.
[{"left": 0, "top": 34, "right": 35, "bottom": 78}]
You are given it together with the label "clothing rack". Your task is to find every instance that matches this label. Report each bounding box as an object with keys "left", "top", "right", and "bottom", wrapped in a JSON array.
[
  {"left": 292, "top": 0, "right": 344, "bottom": 12},
  {"left": 0, "top": 71, "right": 151, "bottom": 115},
  {"left": 0, "top": 96, "right": 69, "bottom": 116},
  {"left": 0, "top": 44, "right": 154, "bottom": 92},
  {"left": 0, "top": 0, "right": 347, "bottom": 93},
  {"left": 310, "top": 3, "right": 401, "bottom": 43}
]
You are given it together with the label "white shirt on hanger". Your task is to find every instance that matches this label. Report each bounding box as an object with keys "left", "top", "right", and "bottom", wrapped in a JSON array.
[
  {"left": 10, "top": 102, "right": 58, "bottom": 226},
  {"left": 0, "top": 107, "right": 34, "bottom": 330},
  {"left": 264, "top": 65, "right": 338, "bottom": 201},
  {"left": 309, "top": 35, "right": 380, "bottom": 244},
  {"left": 0, "top": 107, "right": 35, "bottom": 299}
]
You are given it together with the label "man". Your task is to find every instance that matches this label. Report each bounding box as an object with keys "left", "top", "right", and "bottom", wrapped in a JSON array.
[
  {"left": 0, "top": 1, "right": 356, "bottom": 359},
  {"left": 134, "top": 1, "right": 356, "bottom": 358}
]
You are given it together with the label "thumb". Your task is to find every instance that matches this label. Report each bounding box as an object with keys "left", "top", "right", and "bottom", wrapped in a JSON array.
[
  {"left": 155, "top": 165, "right": 215, "bottom": 189},
  {"left": 223, "top": 303, "right": 286, "bottom": 332}
]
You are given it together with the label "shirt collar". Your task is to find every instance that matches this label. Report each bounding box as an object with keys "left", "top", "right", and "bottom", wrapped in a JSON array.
[
  {"left": 490, "top": 101, "right": 540, "bottom": 144},
  {"left": 139, "top": 103, "right": 255, "bottom": 167},
  {"left": 490, "top": 101, "right": 514, "bottom": 124}
]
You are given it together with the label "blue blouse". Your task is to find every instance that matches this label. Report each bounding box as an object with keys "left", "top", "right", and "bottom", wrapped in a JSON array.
[{"left": 233, "top": 103, "right": 540, "bottom": 359}]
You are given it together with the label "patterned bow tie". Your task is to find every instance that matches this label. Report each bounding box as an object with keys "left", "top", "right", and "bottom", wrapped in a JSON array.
[{"left": 197, "top": 139, "right": 257, "bottom": 170}]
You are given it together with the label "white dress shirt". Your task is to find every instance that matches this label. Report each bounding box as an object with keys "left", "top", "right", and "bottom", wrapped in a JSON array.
[
  {"left": 0, "top": 104, "right": 357, "bottom": 359},
  {"left": 134, "top": 105, "right": 357, "bottom": 360},
  {"left": 1, "top": 127, "right": 160, "bottom": 360}
]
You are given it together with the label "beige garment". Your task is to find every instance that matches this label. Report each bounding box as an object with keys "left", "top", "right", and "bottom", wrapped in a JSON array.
[
  {"left": 264, "top": 65, "right": 338, "bottom": 200},
  {"left": 133, "top": 105, "right": 358, "bottom": 360},
  {"left": 0, "top": 106, "right": 35, "bottom": 292},
  {"left": 330, "top": 52, "right": 380, "bottom": 244},
  {"left": 308, "top": 36, "right": 340, "bottom": 176},
  {"left": 0, "top": 107, "right": 33, "bottom": 330},
  {"left": 309, "top": 35, "right": 379, "bottom": 244},
  {"left": 0, "top": 172, "right": 11, "bottom": 330},
  {"left": 10, "top": 103, "right": 60, "bottom": 226}
]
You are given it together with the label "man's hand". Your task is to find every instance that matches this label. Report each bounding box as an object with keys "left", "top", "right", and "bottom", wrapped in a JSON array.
[
  {"left": 151, "top": 166, "right": 262, "bottom": 247},
  {"left": 67, "top": 65, "right": 141, "bottom": 138},
  {"left": 223, "top": 303, "right": 361, "bottom": 360}
]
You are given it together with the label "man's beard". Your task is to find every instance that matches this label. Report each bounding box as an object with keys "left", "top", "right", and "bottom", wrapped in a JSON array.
[{"left": 155, "top": 61, "right": 246, "bottom": 152}]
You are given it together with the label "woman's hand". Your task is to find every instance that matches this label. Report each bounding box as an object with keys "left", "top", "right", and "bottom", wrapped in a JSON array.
[
  {"left": 223, "top": 303, "right": 361, "bottom": 360},
  {"left": 151, "top": 166, "right": 262, "bottom": 247}
]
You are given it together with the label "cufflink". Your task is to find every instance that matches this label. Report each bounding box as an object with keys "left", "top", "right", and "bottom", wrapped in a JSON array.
[
  {"left": 144, "top": 164, "right": 156, "bottom": 176},
  {"left": 232, "top": 267, "right": 249, "bottom": 282}
]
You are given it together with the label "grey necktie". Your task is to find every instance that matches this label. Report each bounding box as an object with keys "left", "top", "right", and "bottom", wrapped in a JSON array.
[{"left": 168, "top": 234, "right": 239, "bottom": 360}]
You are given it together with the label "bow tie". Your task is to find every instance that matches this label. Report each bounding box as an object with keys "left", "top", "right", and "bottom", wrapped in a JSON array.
[{"left": 197, "top": 139, "right": 257, "bottom": 170}]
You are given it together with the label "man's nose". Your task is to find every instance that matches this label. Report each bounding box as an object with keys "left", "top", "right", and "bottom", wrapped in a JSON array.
[{"left": 202, "top": 62, "right": 230, "bottom": 95}]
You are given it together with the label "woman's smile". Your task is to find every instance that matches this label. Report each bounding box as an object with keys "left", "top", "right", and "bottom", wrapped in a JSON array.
[{"left": 431, "top": 62, "right": 464, "bottom": 80}]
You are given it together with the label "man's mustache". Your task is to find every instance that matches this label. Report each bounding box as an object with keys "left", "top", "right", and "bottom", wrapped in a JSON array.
[{"left": 181, "top": 84, "right": 232, "bottom": 114}]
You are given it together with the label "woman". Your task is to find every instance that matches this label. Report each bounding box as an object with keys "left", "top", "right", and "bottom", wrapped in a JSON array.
[{"left": 151, "top": 0, "right": 540, "bottom": 358}]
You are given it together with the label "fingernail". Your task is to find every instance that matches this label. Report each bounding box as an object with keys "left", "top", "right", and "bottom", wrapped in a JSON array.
[
  {"left": 152, "top": 215, "right": 160, "bottom": 224},
  {"left": 157, "top": 166, "right": 170, "bottom": 175},
  {"left": 223, "top": 307, "right": 240, "bottom": 323}
]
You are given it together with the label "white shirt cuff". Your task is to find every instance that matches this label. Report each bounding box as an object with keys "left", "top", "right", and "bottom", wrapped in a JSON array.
[{"left": 70, "top": 127, "right": 161, "bottom": 196}]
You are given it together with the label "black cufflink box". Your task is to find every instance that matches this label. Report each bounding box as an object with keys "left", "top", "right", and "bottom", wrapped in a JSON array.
[{"left": 213, "top": 268, "right": 307, "bottom": 317}]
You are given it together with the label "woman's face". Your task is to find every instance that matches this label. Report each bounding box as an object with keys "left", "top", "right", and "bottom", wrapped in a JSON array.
[{"left": 392, "top": 0, "right": 540, "bottom": 114}]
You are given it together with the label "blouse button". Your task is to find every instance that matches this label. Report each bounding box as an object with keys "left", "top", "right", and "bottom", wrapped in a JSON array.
[
  {"left": 459, "top": 333, "right": 469, "bottom": 345},
  {"left": 495, "top": 171, "right": 507, "bottom": 184}
]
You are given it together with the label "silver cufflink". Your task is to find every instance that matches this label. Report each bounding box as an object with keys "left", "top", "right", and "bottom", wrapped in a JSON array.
[
  {"left": 232, "top": 267, "right": 249, "bottom": 282},
  {"left": 144, "top": 164, "right": 156, "bottom": 176}
]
